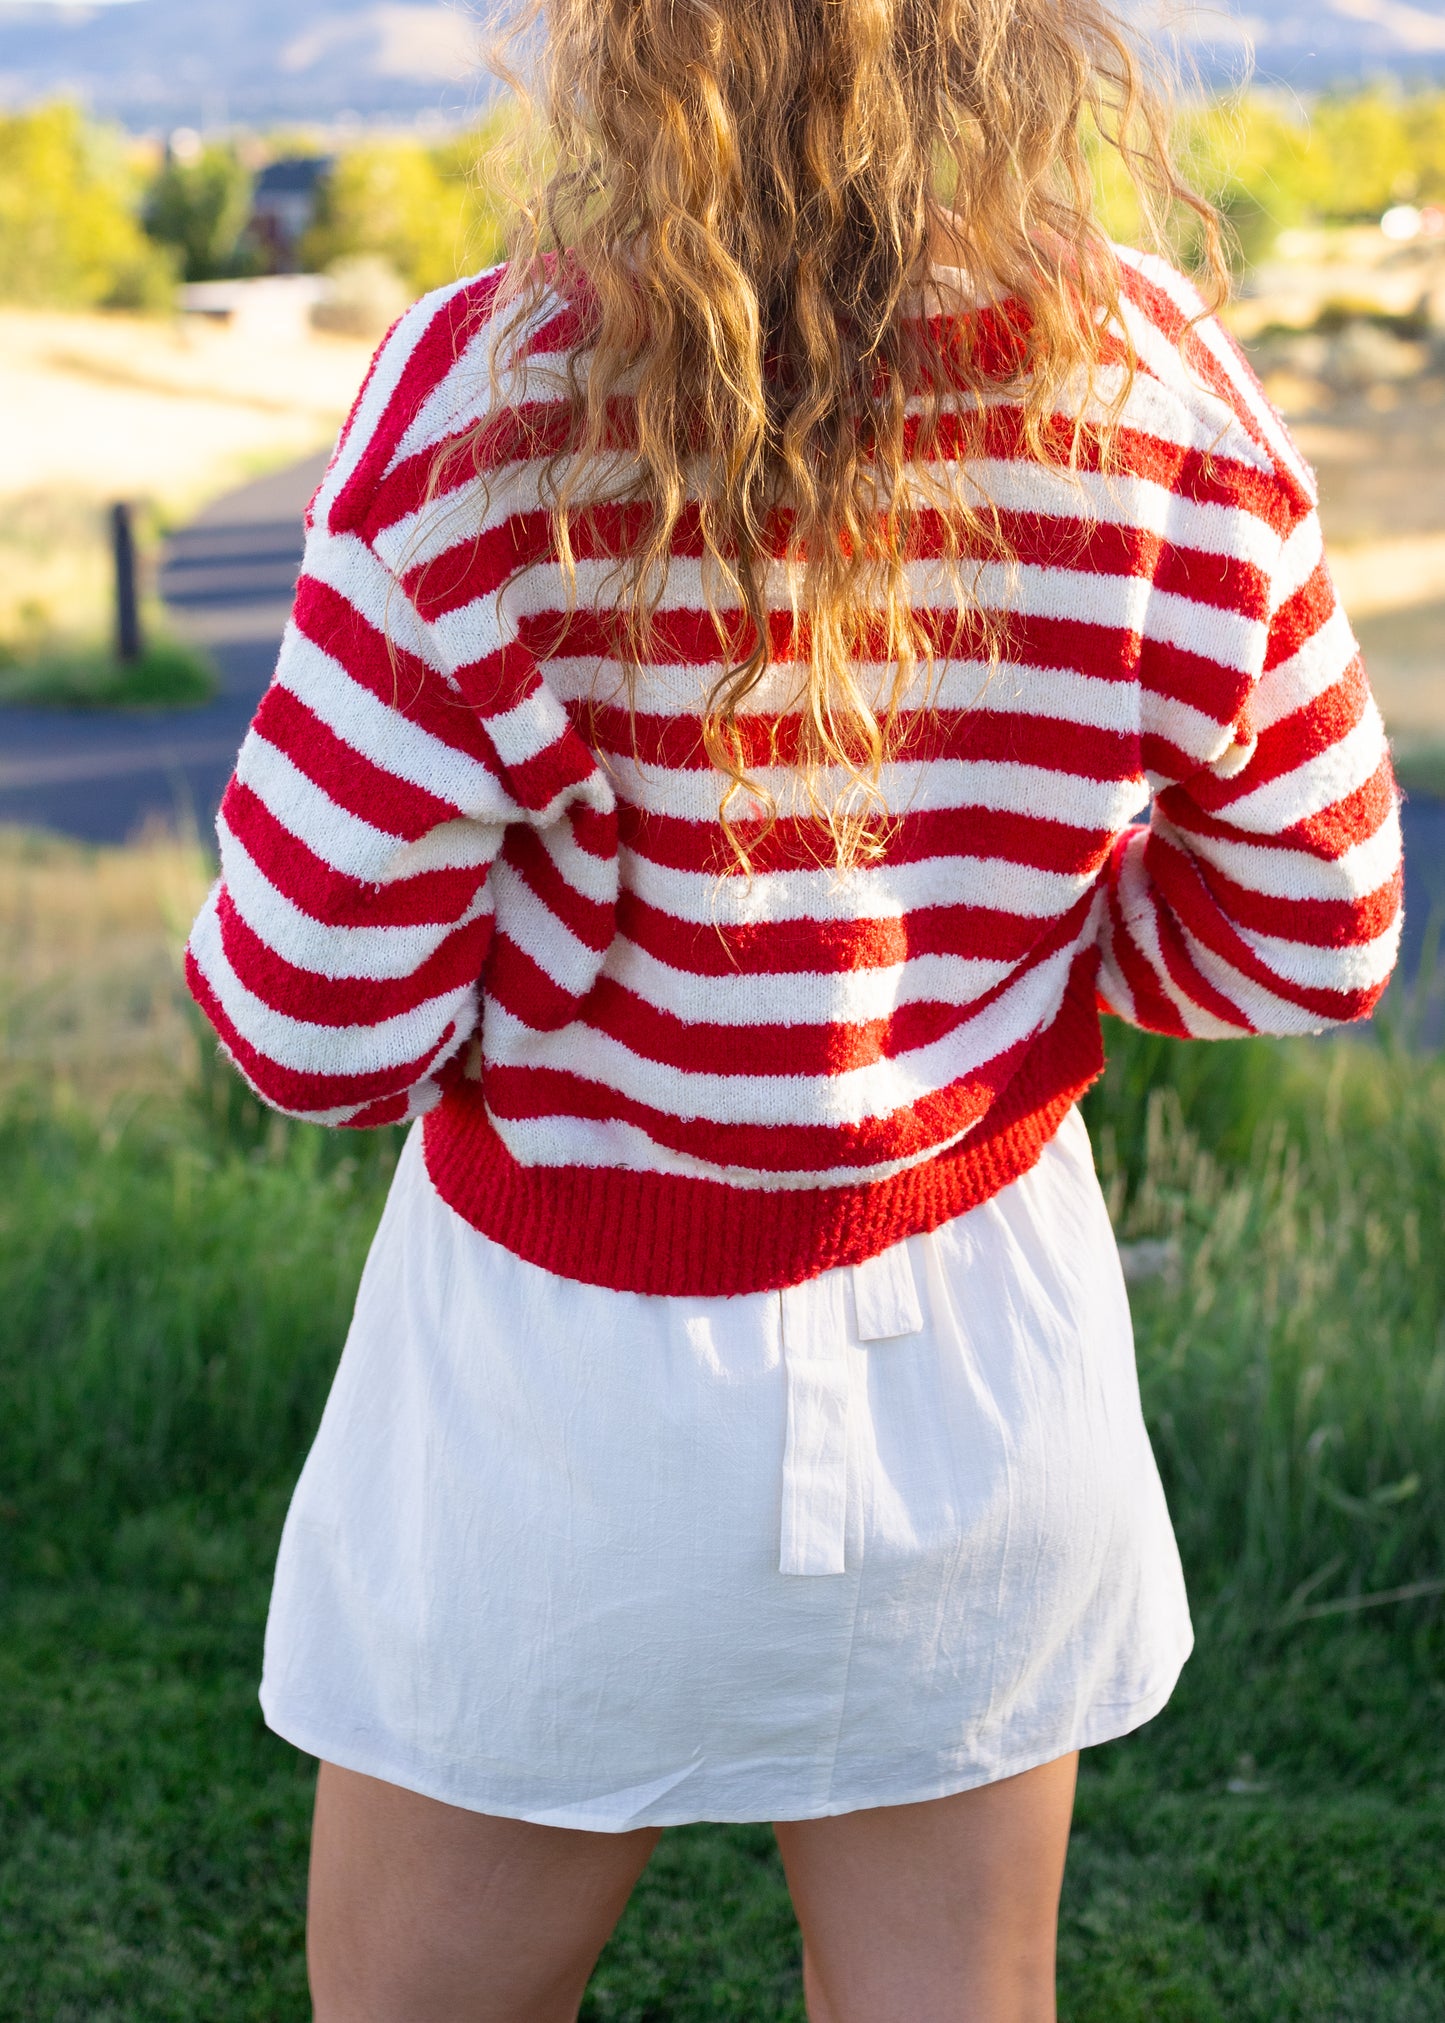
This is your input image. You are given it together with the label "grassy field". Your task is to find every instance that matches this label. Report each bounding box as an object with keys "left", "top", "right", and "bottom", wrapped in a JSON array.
[
  {"left": 0, "top": 308, "right": 373, "bottom": 677},
  {"left": 0, "top": 829, "right": 1441, "bottom": 2019}
]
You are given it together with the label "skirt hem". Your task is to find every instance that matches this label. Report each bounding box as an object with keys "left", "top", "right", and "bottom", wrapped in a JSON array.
[{"left": 258, "top": 1636, "right": 1193, "bottom": 1834}]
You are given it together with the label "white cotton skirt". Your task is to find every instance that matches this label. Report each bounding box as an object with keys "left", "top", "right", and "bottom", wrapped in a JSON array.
[{"left": 261, "top": 1108, "right": 1193, "bottom": 1829}]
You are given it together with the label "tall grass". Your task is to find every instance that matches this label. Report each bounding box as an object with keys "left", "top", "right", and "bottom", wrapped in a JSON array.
[
  {"left": 0, "top": 1087, "right": 401, "bottom": 1582},
  {"left": 0, "top": 813, "right": 1439, "bottom": 1636},
  {"left": 0, "top": 825, "right": 212, "bottom": 1107},
  {"left": 0, "top": 839, "right": 1440, "bottom": 2015},
  {"left": 0, "top": 999, "right": 1439, "bottom": 1656},
  {"left": 1087, "top": 1034, "right": 1445, "bottom": 1636}
]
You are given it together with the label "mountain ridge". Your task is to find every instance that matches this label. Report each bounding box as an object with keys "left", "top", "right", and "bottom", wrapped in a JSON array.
[
  {"left": 0, "top": 1, "right": 492, "bottom": 127},
  {"left": 4, "top": 0, "right": 1445, "bottom": 128}
]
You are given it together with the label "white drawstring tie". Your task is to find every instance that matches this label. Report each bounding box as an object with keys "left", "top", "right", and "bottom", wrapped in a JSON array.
[{"left": 777, "top": 1241, "right": 924, "bottom": 1576}]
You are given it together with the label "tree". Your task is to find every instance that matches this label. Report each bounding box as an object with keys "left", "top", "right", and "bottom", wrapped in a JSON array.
[
  {"left": 0, "top": 103, "right": 174, "bottom": 310},
  {"left": 301, "top": 142, "right": 461, "bottom": 296},
  {"left": 144, "top": 145, "right": 256, "bottom": 282},
  {"left": 300, "top": 118, "right": 514, "bottom": 299}
]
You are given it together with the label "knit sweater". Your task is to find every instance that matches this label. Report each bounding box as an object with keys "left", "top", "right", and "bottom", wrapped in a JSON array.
[{"left": 185, "top": 251, "right": 1404, "bottom": 1295}]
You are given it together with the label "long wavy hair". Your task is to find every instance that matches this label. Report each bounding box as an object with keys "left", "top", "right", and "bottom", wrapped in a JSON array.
[{"left": 463, "top": 0, "right": 1225, "bottom": 868}]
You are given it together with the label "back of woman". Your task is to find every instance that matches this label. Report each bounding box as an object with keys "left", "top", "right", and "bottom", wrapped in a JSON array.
[{"left": 185, "top": 0, "right": 1402, "bottom": 2012}]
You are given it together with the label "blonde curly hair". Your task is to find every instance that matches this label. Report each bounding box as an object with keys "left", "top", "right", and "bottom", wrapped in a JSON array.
[{"left": 466, "top": 0, "right": 1224, "bottom": 868}]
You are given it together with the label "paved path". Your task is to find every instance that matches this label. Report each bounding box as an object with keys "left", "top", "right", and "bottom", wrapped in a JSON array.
[
  {"left": 2, "top": 452, "right": 1442, "bottom": 994},
  {"left": 0, "top": 451, "right": 327, "bottom": 843}
]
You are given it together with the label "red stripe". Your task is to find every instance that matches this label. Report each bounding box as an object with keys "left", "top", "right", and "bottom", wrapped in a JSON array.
[
  {"left": 222, "top": 779, "right": 489, "bottom": 930},
  {"left": 1156, "top": 756, "right": 1397, "bottom": 862},
  {"left": 1149, "top": 893, "right": 1251, "bottom": 1032},
  {"left": 500, "top": 825, "right": 616, "bottom": 951},
  {"left": 1184, "top": 853, "right": 1402, "bottom": 950},
  {"left": 482, "top": 932, "right": 583, "bottom": 1032},
  {"left": 574, "top": 695, "right": 1138, "bottom": 782},
  {"left": 408, "top": 492, "right": 1267, "bottom": 628},
  {"left": 1287, "top": 761, "right": 1398, "bottom": 859},
  {"left": 291, "top": 574, "right": 605, "bottom": 823},
  {"left": 569, "top": 801, "right": 617, "bottom": 859},
  {"left": 291, "top": 576, "right": 502, "bottom": 771},
  {"left": 1144, "top": 830, "right": 1384, "bottom": 1021},
  {"left": 1113, "top": 941, "right": 1194, "bottom": 1038},
  {"left": 568, "top": 948, "right": 1069, "bottom": 1078},
  {"left": 344, "top": 1091, "right": 416, "bottom": 1128},
  {"left": 1104, "top": 879, "right": 1195, "bottom": 1038},
  {"left": 1119, "top": 262, "right": 1312, "bottom": 517},
  {"left": 480, "top": 1035, "right": 1030, "bottom": 1176},
  {"left": 215, "top": 887, "right": 490, "bottom": 1029},
  {"left": 521, "top": 598, "right": 1246, "bottom": 726},
  {"left": 1135, "top": 633, "right": 1251, "bottom": 725},
  {"left": 1189, "top": 668, "right": 1370, "bottom": 817},
  {"left": 370, "top": 393, "right": 584, "bottom": 537},
  {"left": 493, "top": 895, "right": 1092, "bottom": 1076},
  {"left": 616, "top": 799, "right": 1115, "bottom": 880},
  {"left": 253, "top": 683, "right": 461, "bottom": 837},
  {"left": 330, "top": 275, "right": 503, "bottom": 536},
  {"left": 614, "top": 888, "right": 1073, "bottom": 977},
  {"left": 1265, "top": 557, "right": 1337, "bottom": 672},
  {"left": 186, "top": 948, "right": 462, "bottom": 1114}
]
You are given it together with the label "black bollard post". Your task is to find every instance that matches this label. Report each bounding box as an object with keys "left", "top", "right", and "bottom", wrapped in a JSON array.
[{"left": 112, "top": 501, "right": 143, "bottom": 665}]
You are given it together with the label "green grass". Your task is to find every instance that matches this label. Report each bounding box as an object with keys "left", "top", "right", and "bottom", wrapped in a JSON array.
[
  {"left": 0, "top": 635, "right": 217, "bottom": 711},
  {"left": 0, "top": 1019, "right": 1442, "bottom": 2017}
]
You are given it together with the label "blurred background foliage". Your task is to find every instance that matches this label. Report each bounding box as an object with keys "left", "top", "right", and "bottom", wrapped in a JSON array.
[
  {"left": 0, "top": 103, "right": 513, "bottom": 311},
  {"left": 1091, "top": 88, "right": 1445, "bottom": 266},
  {"left": 298, "top": 129, "right": 510, "bottom": 296},
  {"left": 0, "top": 103, "right": 174, "bottom": 310},
  {"left": 143, "top": 142, "right": 259, "bottom": 284},
  {"left": 12, "top": 87, "right": 1445, "bottom": 316}
]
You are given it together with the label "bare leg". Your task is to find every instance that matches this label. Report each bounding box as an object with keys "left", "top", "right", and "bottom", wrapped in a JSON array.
[
  {"left": 775, "top": 1751, "right": 1078, "bottom": 2023},
  {"left": 307, "top": 1762, "right": 661, "bottom": 2023}
]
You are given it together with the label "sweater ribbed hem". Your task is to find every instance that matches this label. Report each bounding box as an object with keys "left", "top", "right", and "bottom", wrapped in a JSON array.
[{"left": 421, "top": 967, "right": 1106, "bottom": 1297}]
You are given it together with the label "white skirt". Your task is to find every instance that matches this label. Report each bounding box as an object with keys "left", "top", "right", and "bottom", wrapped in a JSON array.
[{"left": 261, "top": 1108, "right": 1193, "bottom": 1829}]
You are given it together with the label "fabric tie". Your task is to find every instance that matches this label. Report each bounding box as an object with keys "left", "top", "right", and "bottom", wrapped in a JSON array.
[{"left": 777, "top": 1242, "right": 924, "bottom": 1575}]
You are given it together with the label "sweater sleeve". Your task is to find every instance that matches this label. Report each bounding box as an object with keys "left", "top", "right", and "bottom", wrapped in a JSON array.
[
  {"left": 1096, "top": 492, "right": 1404, "bottom": 1038},
  {"left": 184, "top": 293, "right": 616, "bottom": 1128}
]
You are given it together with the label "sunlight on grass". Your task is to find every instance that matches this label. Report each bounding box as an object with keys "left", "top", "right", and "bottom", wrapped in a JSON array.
[
  {"left": 0, "top": 636, "right": 217, "bottom": 710},
  {"left": 0, "top": 824, "right": 212, "bottom": 1108}
]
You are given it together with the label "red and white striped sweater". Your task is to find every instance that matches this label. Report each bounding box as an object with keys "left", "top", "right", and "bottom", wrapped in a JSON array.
[{"left": 186, "top": 252, "right": 1403, "bottom": 1295}]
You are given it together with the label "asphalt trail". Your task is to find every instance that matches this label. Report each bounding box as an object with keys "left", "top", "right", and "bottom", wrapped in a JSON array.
[
  {"left": 1, "top": 452, "right": 1441, "bottom": 992},
  {"left": 0, "top": 451, "right": 328, "bottom": 844}
]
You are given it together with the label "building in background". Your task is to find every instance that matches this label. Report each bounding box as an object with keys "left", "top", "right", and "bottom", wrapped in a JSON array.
[{"left": 247, "top": 156, "right": 333, "bottom": 272}]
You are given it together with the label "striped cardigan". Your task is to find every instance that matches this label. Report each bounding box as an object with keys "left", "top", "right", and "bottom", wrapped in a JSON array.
[{"left": 186, "top": 252, "right": 1404, "bottom": 1295}]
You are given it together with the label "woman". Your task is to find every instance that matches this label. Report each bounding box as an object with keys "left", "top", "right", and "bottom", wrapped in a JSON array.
[{"left": 186, "top": 0, "right": 1403, "bottom": 2009}]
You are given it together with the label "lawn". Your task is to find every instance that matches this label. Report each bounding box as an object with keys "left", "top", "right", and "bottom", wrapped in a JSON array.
[
  {"left": 0, "top": 637, "right": 217, "bottom": 711},
  {"left": 0, "top": 834, "right": 1441, "bottom": 2018}
]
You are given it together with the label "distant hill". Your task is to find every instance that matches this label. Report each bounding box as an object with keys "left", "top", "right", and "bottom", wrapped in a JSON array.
[
  {"left": 0, "top": 0, "right": 491, "bottom": 129},
  {"left": 5, "top": 0, "right": 1445, "bottom": 129},
  {"left": 1173, "top": 0, "right": 1445, "bottom": 84}
]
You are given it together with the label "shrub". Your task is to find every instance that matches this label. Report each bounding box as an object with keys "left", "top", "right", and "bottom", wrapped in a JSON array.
[
  {"left": 299, "top": 116, "right": 513, "bottom": 297},
  {"left": 311, "top": 254, "right": 412, "bottom": 339}
]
